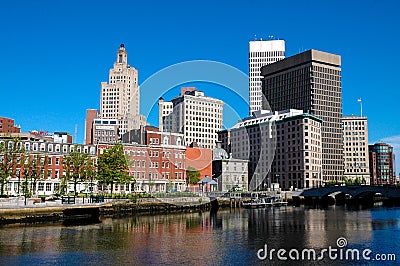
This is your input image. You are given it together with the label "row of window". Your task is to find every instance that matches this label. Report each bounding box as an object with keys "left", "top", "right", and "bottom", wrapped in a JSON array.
[{"left": 343, "top": 121, "right": 366, "bottom": 126}]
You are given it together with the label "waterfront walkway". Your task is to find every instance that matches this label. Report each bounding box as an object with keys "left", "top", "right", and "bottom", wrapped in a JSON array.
[{"left": 0, "top": 196, "right": 122, "bottom": 209}]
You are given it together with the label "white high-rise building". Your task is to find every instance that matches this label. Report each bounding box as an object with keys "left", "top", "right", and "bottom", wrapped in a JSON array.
[
  {"left": 343, "top": 115, "right": 370, "bottom": 184},
  {"left": 249, "top": 39, "right": 285, "bottom": 115},
  {"left": 159, "top": 87, "right": 223, "bottom": 149},
  {"left": 100, "top": 44, "right": 147, "bottom": 136}
]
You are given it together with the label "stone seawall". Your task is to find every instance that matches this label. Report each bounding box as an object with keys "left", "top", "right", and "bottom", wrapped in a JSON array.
[
  {"left": 101, "top": 197, "right": 212, "bottom": 217},
  {"left": 0, "top": 197, "right": 215, "bottom": 225},
  {"left": 0, "top": 207, "right": 64, "bottom": 225}
]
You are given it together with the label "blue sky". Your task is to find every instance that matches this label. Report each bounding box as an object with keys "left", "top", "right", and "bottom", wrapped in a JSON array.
[{"left": 0, "top": 0, "right": 399, "bottom": 171}]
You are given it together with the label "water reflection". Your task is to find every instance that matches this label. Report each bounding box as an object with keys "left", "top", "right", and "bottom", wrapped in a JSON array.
[{"left": 0, "top": 207, "right": 399, "bottom": 265}]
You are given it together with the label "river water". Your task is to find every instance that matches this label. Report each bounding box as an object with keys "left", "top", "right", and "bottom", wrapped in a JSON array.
[{"left": 0, "top": 206, "right": 399, "bottom": 265}]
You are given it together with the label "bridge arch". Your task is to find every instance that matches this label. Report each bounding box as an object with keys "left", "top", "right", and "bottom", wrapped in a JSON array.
[{"left": 301, "top": 185, "right": 400, "bottom": 199}]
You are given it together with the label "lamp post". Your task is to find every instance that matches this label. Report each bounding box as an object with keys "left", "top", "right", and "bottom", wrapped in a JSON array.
[
  {"left": 275, "top": 174, "right": 279, "bottom": 191},
  {"left": 23, "top": 169, "right": 28, "bottom": 206},
  {"left": 17, "top": 169, "right": 20, "bottom": 196},
  {"left": 254, "top": 173, "right": 259, "bottom": 191}
]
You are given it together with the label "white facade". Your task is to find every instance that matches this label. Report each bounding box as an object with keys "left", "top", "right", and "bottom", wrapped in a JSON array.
[
  {"left": 249, "top": 39, "right": 285, "bottom": 114},
  {"left": 159, "top": 88, "right": 223, "bottom": 149},
  {"left": 100, "top": 44, "right": 146, "bottom": 135},
  {"left": 213, "top": 158, "right": 249, "bottom": 192},
  {"left": 0, "top": 136, "right": 97, "bottom": 197},
  {"left": 53, "top": 132, "right": 70, "bottom": 143},
  {"left": 158, "top": 98, "right": 173, "bottom": 132},
  {"left": 93, "top": 118, "right": 119, "bottom": 144},
  {"left": 343, "top": 116, "right": 370, "bottom": 184}
]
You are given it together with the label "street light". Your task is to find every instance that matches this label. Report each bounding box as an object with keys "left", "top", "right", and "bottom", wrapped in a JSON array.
[
  {"left": 275, "top": 174, "right": 280, "bottom": 191},
  {"left": 16, "top": 169, "right": 20, "bottom": 196}
]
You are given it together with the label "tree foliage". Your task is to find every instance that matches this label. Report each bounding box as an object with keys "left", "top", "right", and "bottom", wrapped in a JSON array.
[
  {"left": 62, "top": 145, "right": 94, "bottom": 196},
  {"left": 186, "top": 166, "right": 201, "bottom": 185},
  {"left": 0, "top": 137, "right": 25, "bottom": 196},
  {"left": 343, "top": 176, "right": 367, "bottom": 186},
  {"left": 97, "top": 143, "right": 131, "bottom": 194},
  {"left": 22, "top": 153, "right": 41, "bottom": 198}
]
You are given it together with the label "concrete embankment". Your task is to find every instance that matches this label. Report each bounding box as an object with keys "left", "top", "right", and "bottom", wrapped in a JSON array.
[
  {"left": 101, "top": 197, "right": 213, "bottom": 216},
  {"left": 0, "top": 194, "right": 298, "bottom": 225},
  {"left": 0, "top": 196, "right": 216, "bottom": 225},
  {"left": 0, "top": 206, "right": 64, "bottom": 225}
]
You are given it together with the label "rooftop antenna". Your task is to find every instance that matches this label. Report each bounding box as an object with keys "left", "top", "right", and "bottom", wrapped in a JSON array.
[
  {"left": 357, "top": 98, "right": 363, "bottom": 117},
  {"left": 74, "top": 124, "right": 78, "bottom": 144}
]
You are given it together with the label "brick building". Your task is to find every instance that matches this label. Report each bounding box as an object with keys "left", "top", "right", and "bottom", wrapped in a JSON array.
[
  {"left": 98, "top": 139, "right": 186, "bottom": 193},
  {"left": 0, "top": 116, "right": 21, "bottom": 133},
  {"left": 369, "top": 142, "right": 396, "bottom": 185},
  {"left": 0, "top": 136, "right": 96, "bottom": 196}
]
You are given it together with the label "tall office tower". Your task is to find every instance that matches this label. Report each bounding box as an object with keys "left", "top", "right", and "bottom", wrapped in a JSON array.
[
  {"left": 261, "top": 49, "right": 343, "bottom": 182},
  {"left": 158, "top": 87, "right": 223, "bottom": 149},
  {"left": 249, "top": 39, "right": 285, "bottom": 115},
  {"left": 100, "top": 44, "right": 146, "bottom": 136},
  {"left": 342, "top": 116, "right": 370, "bottom": 184},
  {"left": 369, "top": 143, "right": 396, "bottom": 185}
]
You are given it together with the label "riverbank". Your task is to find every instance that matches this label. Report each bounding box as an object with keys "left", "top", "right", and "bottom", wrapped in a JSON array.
[{"left": 0, "top": 196, "right": 222, "bottom": 226}]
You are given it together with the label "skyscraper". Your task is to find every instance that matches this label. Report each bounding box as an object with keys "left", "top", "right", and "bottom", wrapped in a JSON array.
[
  {"left": 261, "top": 49, "right": 343, "bottom": 182},
  {"left": 249, "top": 39, "right": 285, "bottom": 115},
  {"left": 343, "top": 115, "right": 370, "bottom": 184},
  {"left": 100, "top": 44, "right": 146, "bottom": 136},
  {"left": 159, "top": 87, "right": 223, "bottom": 149}
]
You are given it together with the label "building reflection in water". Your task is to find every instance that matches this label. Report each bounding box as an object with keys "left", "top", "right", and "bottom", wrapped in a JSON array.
[{"left": 0, "top": 207, "right": 397, "bottom": 265}]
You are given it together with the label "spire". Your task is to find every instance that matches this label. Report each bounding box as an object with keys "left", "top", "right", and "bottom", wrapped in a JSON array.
[{"left": 116, "top": 44, "right": 127, "bottom": 64}]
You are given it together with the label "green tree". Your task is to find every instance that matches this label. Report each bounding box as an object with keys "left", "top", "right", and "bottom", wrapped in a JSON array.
[
  {"left": 0, "top": 137, "right": 25, "bottom": 196},
  {"left": 343, "top": 176, "right": 354, "bottom": 186},
  {"left": 21, "top": 153, "right": 39, "bottom": 203},
  {"left": 354, "top": 177, "right": 362, "bottom": 185},
  {"left": 186, "top": 166, "right": 201, "bottom": 185},
  {"left": 84, "top": 157, "right": 96, "bottom": 194},
  {"left": 62, "top": 145, "right": 91, "bottom": 196},
  {"left": 324, "top": 180, "right": 343, "bottom": 186},
  {"left": 97, "top": 143, "right": 130, "bottom": 195}
]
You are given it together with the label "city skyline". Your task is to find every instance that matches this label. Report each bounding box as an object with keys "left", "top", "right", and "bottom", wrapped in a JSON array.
[{"left": 0, "top": 1, "right": 399, "bottom": 171}]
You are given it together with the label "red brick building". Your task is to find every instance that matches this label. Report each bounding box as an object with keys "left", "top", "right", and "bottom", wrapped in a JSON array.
[
  {"left": 0, "top": 116, "right": 20, "bottom": 133},
  {"left": 0, "top": 137, "right": 97, "bottom": 196},
  {"left": 369, "top": 142, "right": 396, "bottom": 185},
  {"left": 186, "top": 147, "right": 212, "bottom": 178},
  {"left": 98, "top": 129, "right": 187, "bottom": 193},
  {"left": 84, "top": 109, "right": 98, "bottom": 145},
  {"left": 185, "top": 146, "right": 213, "bottom": 192}
]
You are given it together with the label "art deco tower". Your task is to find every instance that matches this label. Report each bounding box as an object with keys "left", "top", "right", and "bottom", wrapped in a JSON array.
[{"left": 100, "top": 44, "right": 146, "bottom": 135}]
